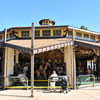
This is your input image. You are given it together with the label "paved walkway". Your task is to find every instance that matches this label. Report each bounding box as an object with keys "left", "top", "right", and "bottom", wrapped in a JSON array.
[{"left": 0, "top": 86, "right": 100, "bottom": 100}]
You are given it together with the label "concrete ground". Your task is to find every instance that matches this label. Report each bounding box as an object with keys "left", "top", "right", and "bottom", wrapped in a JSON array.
[{"left": 0, "top": 86, "right": 100, "bottom": 100}]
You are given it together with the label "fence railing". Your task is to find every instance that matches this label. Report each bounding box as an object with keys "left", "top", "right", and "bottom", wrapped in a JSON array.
[
  {"left": 48, "top": 75, "right": 71, "bottom": 90},
  {"left": 7, "top": 76, "right": 28, "bottom": 90},
  {"left": 77, "top": 74, "right": 95, "bottom": 88}
]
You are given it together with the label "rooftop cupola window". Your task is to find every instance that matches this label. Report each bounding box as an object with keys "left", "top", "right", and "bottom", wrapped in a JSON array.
[{"left": 39, "top": 19, "right": 55, "bottom": 26}]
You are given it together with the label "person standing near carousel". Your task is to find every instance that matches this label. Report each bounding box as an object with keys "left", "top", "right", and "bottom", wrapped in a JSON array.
[{"left": 50, "top": 71, "right": 58, "bottom": 91}]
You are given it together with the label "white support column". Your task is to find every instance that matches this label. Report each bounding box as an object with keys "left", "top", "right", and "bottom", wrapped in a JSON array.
[
  {"left": 16, "top": 50, "right": 19, "bottom": 64},
  {"left": 64, "top": 45, "right": 73, "bottom": 86},
  {"left": 5, "top": 48, "right": 14, "bottom": 86},
  {"left": 6, "top": 48, "right": 14, "bottom": 76}
]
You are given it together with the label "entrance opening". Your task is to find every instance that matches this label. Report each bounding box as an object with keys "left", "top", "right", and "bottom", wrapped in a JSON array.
[
  {"left": 9, "top": 48, "right": 66, "bottom": 87},
  {"left": 76, "top": 46, "right": 100, "bottom": 86},
  {"left": 17, "top": 49, "right": 66, "bottom": 80}
]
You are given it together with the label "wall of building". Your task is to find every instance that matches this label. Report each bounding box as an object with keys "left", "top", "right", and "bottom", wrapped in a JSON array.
[{"left": 0, "top": 26, "right": 99, "bottom": 42}]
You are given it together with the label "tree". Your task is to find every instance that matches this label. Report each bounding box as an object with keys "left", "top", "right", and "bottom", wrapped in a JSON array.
[{"left": 80, "top": 26, "right": 88, "bottom": 30}]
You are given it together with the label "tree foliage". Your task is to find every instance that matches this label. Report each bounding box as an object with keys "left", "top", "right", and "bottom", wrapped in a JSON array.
[{"left": 80, "top": 26, "right": 88, "bottom": 30}]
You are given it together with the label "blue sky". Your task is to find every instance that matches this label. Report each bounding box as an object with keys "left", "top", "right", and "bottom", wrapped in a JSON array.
[{"left": 0, "top": 0, "right": 100, "bottom": 32}]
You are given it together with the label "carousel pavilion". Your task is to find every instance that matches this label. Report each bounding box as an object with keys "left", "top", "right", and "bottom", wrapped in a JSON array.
[{"left": 0, "top": 19, "right": 100, "bottom": 90}]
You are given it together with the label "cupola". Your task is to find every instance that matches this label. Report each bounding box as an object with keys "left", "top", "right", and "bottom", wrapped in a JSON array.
[{"left": 39, "top": 19, "right": 55, "bottom": 26}]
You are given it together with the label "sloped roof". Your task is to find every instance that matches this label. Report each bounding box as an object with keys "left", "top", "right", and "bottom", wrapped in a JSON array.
[
  {"left": 5, "top": 38, "right": 73, "bottom": 54},
  {"left": 75, "top": 39, "right": 100, "bottom": 50},
  {"left": 3, "top": 37, "right": 100, "bottom": 55}
]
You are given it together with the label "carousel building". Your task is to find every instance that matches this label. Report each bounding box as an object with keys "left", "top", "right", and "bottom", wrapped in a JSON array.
[{"left": 0, "top": 19, "right": 100, "bottom": 89}]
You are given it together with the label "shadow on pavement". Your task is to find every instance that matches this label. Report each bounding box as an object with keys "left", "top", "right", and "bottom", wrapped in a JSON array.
[
  {"left": 0, "top": 94, "right": 31, "bottom": 98},
  {"left": 42, "top": 89, "right": 70, "bottom": 94},
  {"left": 43, "top": 91, "right": 60, "bottom": 93},
  {"left": 78, "top": 88, "right": 100, "bottom": 90}
]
